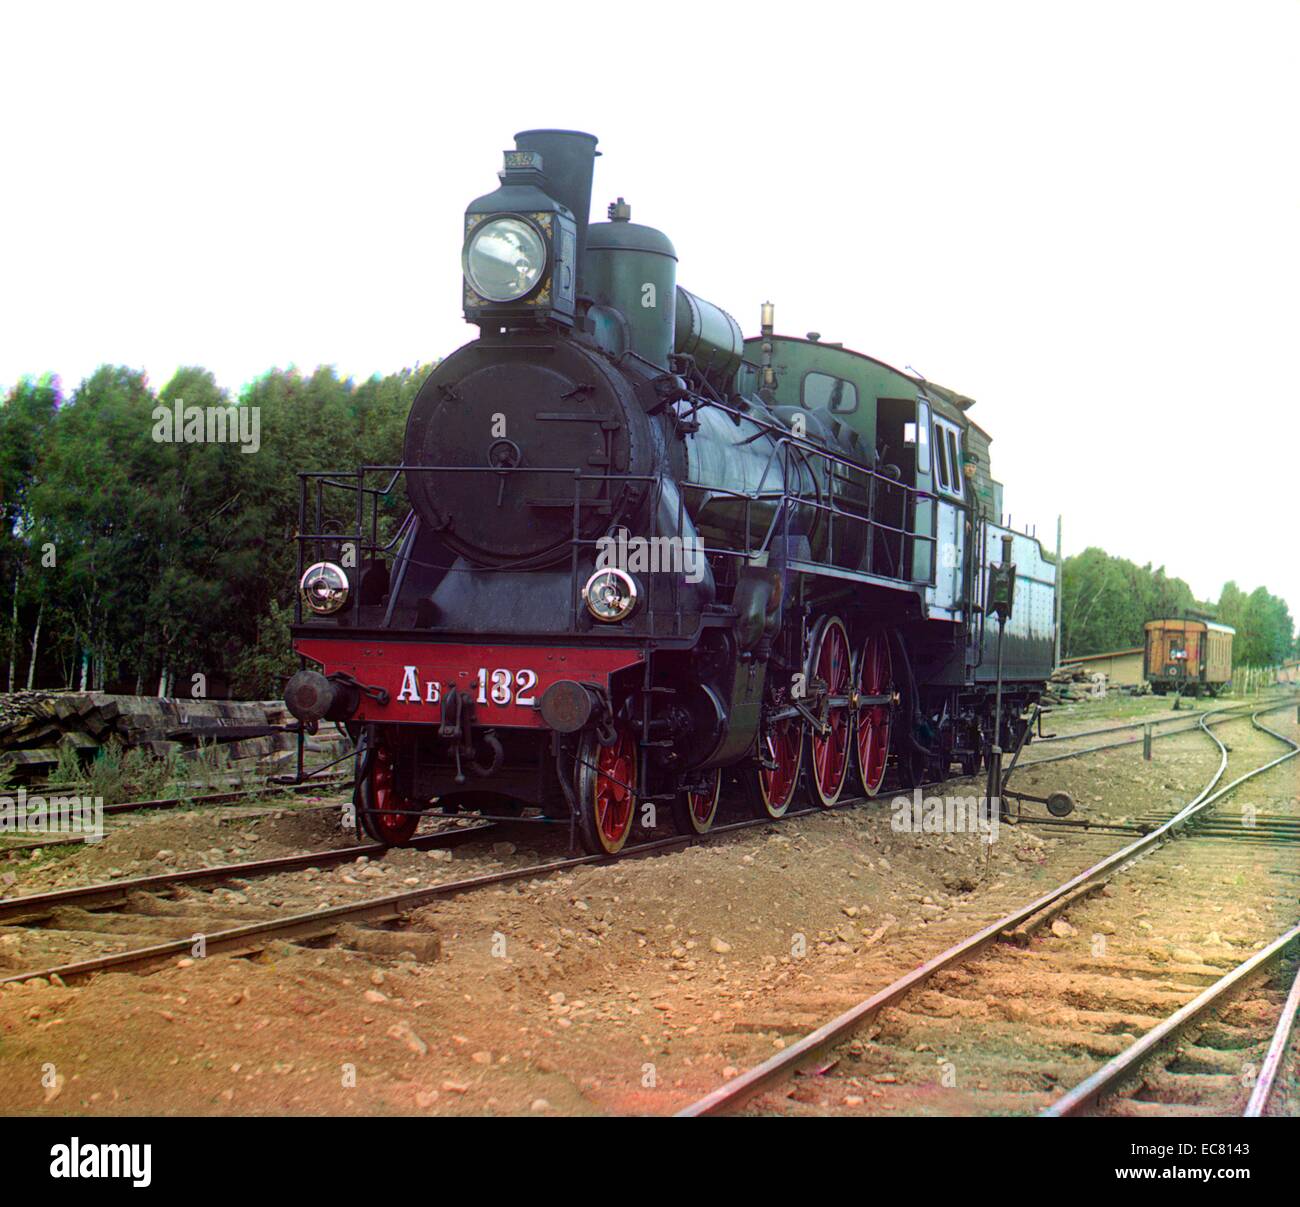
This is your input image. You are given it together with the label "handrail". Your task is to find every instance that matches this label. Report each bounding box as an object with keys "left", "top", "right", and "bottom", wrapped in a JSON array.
[{"left": 295, "top": 446, "right": 942, "bottom": 631}]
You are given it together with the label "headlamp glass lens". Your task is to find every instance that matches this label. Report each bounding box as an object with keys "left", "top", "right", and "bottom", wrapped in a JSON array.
[
  {"left": 300, "top": 562, "right": 350, "bottom": 615},
  {"left": 583, "top": 568, "right": 637, "bottom": 622},
  {"left": 465, "top": 217, "right": 546, "bottom": 302}
]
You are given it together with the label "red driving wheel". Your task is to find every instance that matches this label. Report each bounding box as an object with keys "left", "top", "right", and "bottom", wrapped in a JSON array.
[
  {"left": 807, "top": 616, "right": 853, "bottom": 807},
  {"left": 855, "top": 630, "right": 894, "bottom": 797},
  {"left": 755, "top": 710, "right": 805, "bottom": 819},
  {"left": 673, "top": 766, "right": 722, "bottom": 836}
]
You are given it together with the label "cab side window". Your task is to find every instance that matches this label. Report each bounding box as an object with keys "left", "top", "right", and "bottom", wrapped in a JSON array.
[
  {"left": 803, "top": 372, "right": 858, "bottom": 414},
  {"left": 932, "top": 417, "right": 965, "bottom": 500},
  {"left": 934, "top": 424, "right": 951, "bottom": 490}
]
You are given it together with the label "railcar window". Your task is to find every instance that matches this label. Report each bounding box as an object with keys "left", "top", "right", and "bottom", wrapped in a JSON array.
[{"left": 803, "top": 372, "right": 858, "bottom": 414}]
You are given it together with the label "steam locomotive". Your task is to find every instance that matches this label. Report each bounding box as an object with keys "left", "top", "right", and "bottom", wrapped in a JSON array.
[{"left": 284, "top": 129, "right": 1058, "bottom": 854}]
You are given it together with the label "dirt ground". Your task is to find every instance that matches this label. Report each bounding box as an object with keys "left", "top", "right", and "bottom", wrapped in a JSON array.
[
  {"left": 744, "top": 712, "right": 1300, "bottom": 1116},
  {"left": 0, "top": 698, "right": 1294, "bottom": 1116}
]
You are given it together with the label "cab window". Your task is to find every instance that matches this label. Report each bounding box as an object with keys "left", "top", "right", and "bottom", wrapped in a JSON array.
[
  {"left": 803, "top": 372, "right": 858, "bottom": 414},
  {"left": 932, "top": 416, "right": 965, "bottom": 500},
  {"left": 913, "top": 400, "right": 931, "bottom": 474},
  {"left": 934, "top": 425, "right": 951, "bottom": 490}
]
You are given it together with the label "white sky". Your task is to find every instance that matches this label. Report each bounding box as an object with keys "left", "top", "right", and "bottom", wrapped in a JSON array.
[{"left": 2, "top": 1, "right": 1297, "bottom": 619}]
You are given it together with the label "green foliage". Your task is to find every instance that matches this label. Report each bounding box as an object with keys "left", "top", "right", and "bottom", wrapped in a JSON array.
[
  {"left": 0, "top": 374, "right": 61, "bottom": 688},
  {"left": 2, "top": 361, "right": 433, "bottom": 696},
  {"left": 122, "top": 746, "right": 183, "bottom": 802},
  {"left": 1061, "top": 548, "right": 1295, "bottom": 668},
  {"left": 85, "top": 738, "right": 126, "bottom": 803},
  {"left": 46, "top": 744, "right": 83, "bottom": 786},
  {"left": 229, "top": 599, "right": 296, "bottom": 699},
  {"left": 1061, "top": 549, "right": 1198, "bottom": 657},
  {"left": 0, "top": 374, "right": 60, "bottom": 535},
  {"left": 83, "top": 738, "right": 183, "bottom": 805},
  {"left": 1217, "top": 581, "right": 1294, "bottom": 667},
  {"left": 191, "top": 741, "right": 226, "bottom": 792}
]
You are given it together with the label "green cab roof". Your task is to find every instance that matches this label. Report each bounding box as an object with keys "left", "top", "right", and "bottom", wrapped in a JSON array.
[{"left": 743, "top": 333, "right": 985, "bottom": 434}]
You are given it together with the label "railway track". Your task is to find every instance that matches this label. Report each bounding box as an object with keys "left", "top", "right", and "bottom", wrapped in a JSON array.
[
  {"left": 1043, "top": 707, "right": 1300, "bottom": 1117},
  {"left": 0, "top": 774, "right": 354, "bottom": 858},
  {"left": 1033, "top": 699, "right": 1252, "bottom": 745},
  {"left": 0, "top": 822, "right": 507, "bottom": 987},
  {"left": 3, "top": 696, "right": 1293, "bottom": 1092},
  {"left": 0, "top": 804, "right": 840, "bottom": 989},
  {"left": 677, "top": 703, "right": 1300, "bottom": 1117},
  {"left": 0, "top": 725, "right": 1175, "bottom": 985},
  {"left": 1015, "top": 696, "right": 1279, "bottom": 771},
  {"left": 4, "top": 692, "right": 1278, "bottom": 860},
  {"left": 0, "top": 823, "right": 499, "bottom": 928}
]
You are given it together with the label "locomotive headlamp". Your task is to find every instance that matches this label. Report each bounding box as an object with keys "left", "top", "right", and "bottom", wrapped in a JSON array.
[
  {"left": 582, "top": 567, "right": 639, "bottom": 623},
  {"left": 463, "top": 216, "right": 548, "bottom": 302},
  {"left": 299, "top": 561, "right": 350, "bottom": 615},
  {"left": 462, "top": 137, "right": 585, "bottom": 326}
]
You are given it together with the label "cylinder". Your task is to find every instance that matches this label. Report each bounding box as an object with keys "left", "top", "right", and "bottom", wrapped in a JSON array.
[{"left": 674, "top": 287, "right": 744, "bottom": 382}]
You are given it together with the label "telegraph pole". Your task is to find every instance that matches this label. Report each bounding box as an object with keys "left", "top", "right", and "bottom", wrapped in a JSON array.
[{"left": 1053, "top": 514, "right": 1063, "bottom": 668}]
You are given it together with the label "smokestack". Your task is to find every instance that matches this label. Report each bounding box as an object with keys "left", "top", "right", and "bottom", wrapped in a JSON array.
[{"left": 514, "top": 129, "right": 598, "bottom": 287}]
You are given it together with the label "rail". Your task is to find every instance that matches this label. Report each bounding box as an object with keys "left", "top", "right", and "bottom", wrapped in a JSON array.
[{"left": 676, "top": 699, "right": 1299, "bottom": 1116}]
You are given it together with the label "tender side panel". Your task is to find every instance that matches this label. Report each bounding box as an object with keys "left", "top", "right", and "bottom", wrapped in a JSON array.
[{"left": 973, "top": 525, "right": 1056, "bottom": 683}]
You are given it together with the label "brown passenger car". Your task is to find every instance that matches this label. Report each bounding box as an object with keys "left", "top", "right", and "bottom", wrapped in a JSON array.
[{"left": 1144, "top": 617, "right": 1234, "bottom": 697}]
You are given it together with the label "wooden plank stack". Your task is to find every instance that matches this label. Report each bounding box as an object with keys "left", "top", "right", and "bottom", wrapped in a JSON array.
[
  {"left": 1043, "top": 663, "right": 1101, "bottom": 705},
  {"left": 0, "top": 691, "right": 297, "bottom": 782}
]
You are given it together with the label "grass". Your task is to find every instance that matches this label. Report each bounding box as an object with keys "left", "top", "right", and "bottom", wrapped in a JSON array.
[
  {"left": 80, "top": 739, "right": 191, "bottom": 806},
  {"left": 192, "top": 740, "right": 225, "bottom": 792},
  {"left": 45, "top": 743, "right": 83, "bottom": 786},
  {"left": 1047, "top": 692, "right": 1205, "bottom": 724},
  {"left": 1049, "top": 683, "right": 1293, "bottom": 733},
  {"left": 38, "top": 737, "right": 286, "bottom": 806}
]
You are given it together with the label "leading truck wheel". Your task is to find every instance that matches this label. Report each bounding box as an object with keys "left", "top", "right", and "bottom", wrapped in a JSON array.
[
  {"left": 575, "top": 723, "right": 638, "bottom": 855},
  {"left": 805, "top": 615, "right": 853, "bottom": 807},
  {"left": 356, "top": 739, "right": 420, "bottom": 845}
]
